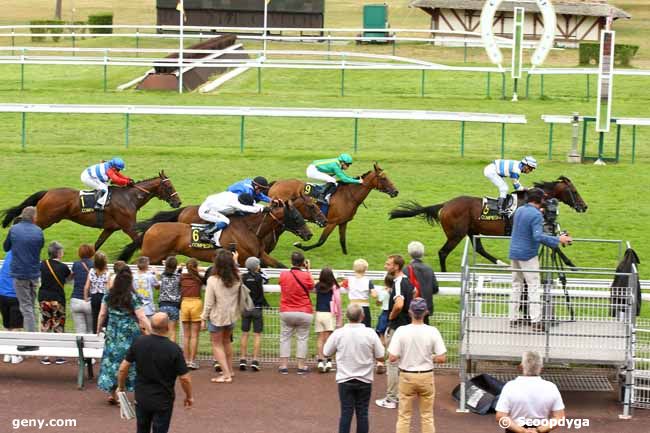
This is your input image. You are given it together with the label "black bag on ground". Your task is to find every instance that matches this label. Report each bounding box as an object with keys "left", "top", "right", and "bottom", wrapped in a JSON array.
[{"left": 452, "top": 374, "right": 506, "bottom": 415}]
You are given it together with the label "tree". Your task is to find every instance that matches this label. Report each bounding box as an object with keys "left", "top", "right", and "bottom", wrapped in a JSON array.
[{"left": 55, "top": 0, "right": 62, "bottom": 20}]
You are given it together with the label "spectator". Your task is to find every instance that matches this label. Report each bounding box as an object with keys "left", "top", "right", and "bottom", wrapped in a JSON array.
[
  {"left": 324, "top": 304, "right": 385, "bottom": 433},
  {"left": 84, "top": 251, "right": 110, "bottom": 334},
  {"left": 278, "top": 251, "right": 314, "bottom": 375},
  {"left": 388, "top": 298, "right": 447, "bottom": 433},
  {"left": 118, "top": 313, "right": 193, "bottom": 433},
  {"left": 201, "top": 249, "right": 242, "bottom": 383},
  {"left": 3, "top": 207, "right": 44, "bottom": 347},
  {"left": 341, "top": 258, "right": 376, "bottom": 328},
  {"left": 70, "top": 244, "right": 94, "bottom": 334},
  {"left": 97, "top": 267, "right": 151, "bottom": 405},
  {"left": 180, "top": 259, "right": 204, "bottom": 370},
  {"left": 109, "top": 260, "right": 128, "bottom": 289},
  {"left": 374, "top": 274, "right": 393, "bottom": 374},
  {"left": 315, "top": 267, "right": 342, "bottom": 373},
  {"left": 38, "top": 241, "right": 72, "bottom": 365},
  {"left": 134, "top": 256, "right": 160, "bottom": 318},
  {"left": 405, "top": 241, "right": 439, "bottom": 324},
  {"left": 495, "top": 351, "right": 565, "bottom": 433},
  {"left": 158, "top": 256, "right": 182, "bottom": 343},
  {"left": 509, "top": 188, "right": 571, "bottom": 333},
  {"left": 0, "top": 251, "right": 25, "bottom": 364},
  {"left": 239, "top": 256, "right": 270, "bottom": 372},
  {"left": 376, "top": 254, "right": 414, "bottom": 409}
]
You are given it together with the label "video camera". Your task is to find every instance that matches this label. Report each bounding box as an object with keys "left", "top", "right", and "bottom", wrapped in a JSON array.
[{"left": 542, "top": 198, "right": 560, "bottom": 235}]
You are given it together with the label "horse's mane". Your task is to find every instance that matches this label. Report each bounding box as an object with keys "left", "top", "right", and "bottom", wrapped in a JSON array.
[
  {"left": 360, "top": 171, "right": 372, "bottom": 178},
  {"left": 134, "top": 175, "right": 163, "bottom": 183},
  {"left": 533, "top": 176, "right": 572, "bottom": 191}
]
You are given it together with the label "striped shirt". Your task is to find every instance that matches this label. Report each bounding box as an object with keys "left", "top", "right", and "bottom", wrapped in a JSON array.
[
  {"left": 493, "top": 159, "right": 523, "bottom": 190},
  {"left": 86, "top": 162, "right": 111, "bottom": 182}
]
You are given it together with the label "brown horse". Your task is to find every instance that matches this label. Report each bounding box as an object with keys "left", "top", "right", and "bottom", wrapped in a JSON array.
[
  {"left": 389, "top": 176, "right": 587, "bottom": 272},
  {"left": 1, "top": 171, "right": 181, "bottom": 250},
  {"left": 272, "top": 163, "right": 399, "bottom": 254},
  {"left": 140, "top": 201, "right": 312, "bottom": 267},
  {"left": 117, "top": 194, "right": 326, "bottom": 261}
]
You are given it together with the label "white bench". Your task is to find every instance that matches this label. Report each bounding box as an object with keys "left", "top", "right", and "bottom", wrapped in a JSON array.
[{"left": 0, "top": 331, "right": 104, "bottom": 389}]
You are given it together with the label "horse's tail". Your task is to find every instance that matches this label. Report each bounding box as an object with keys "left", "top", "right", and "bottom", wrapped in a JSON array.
[
  {"left": 389, "top": 201, "right": 444, "bottom": 226},
  {"left": 134, "top": 208, "right": 184, "bottom": 234},
  {"left": 1, "top": 190, "right": 47, "bottom": 228},
  {"left": 117, "top": 236, "right": 144, "bottom": 263}
]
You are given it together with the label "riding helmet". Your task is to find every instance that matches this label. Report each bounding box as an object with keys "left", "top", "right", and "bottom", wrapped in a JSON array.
[
  {"left": 521, "top": 156, "right": 537, "bottom": 169},
  {"left": 238, "top": 193, "right": 255, "bottom": 206},
  {"left": 253, "top": 176, "right": 270, "bottom": 189},
  {"left": 338, "top": 153, "right": 353, "bottom": 165},
  {"left": 110, "top": 157, "right": 126, "bottom": 170}
]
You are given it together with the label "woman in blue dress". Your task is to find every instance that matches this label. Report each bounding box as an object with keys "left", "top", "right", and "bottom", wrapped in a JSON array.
[{"left": 96, "top": 267, "right": 151, "bottom": 404}]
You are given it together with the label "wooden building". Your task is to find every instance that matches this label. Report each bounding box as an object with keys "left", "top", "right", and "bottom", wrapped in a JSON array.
[
  {"left": 409, "top": 0, "right": 631, "bottom": 47},
  {"left": 156, "top": 0, "right": 325, "bottom": 30}
]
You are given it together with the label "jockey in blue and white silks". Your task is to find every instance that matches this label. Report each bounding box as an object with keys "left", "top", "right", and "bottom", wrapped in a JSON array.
[
  {"left": 483, "top": 156, "right": 537, "bottom": 213},
  {"left": 80, "top": 157, "right": 133, "bottom": 209}
]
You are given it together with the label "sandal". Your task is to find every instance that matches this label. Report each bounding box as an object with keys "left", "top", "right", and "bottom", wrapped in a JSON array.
[
  {"left": 211, "top": 375, "right": 232, "bottom": 383},
  {"left": 107, "top": 396, "right": 117, "bottom": 405}
]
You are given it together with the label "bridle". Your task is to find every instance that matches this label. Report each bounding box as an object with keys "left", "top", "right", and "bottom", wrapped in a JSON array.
[{"left": 132, "top": 177, "right": 179, "bottom": 201}]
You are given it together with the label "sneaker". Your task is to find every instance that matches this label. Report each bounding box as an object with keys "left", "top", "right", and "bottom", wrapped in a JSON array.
[
  {"left": 251, "top": 360, "right": 261, "bottom": 371},
  {"left": 375, "top": 398, "right": 397, "bottom": 409},
  {"left": 317, "top": 360, "right": 326, "bottom": 373},
  {"left": 40, "top": 357, "right": 52, "bottom": 365},
  {"left": 376, "top": 364, "right": 386, "bottom": 375},
  {"left": 11, "top": 355, "right": 24, "bottom": 364},
  {"left": 190, "top": 361, "right": 200, "bottom": 370},
  {"left": 3, "top": 354, "right": 10, "bottom": 363},
  {"left": 325, "top": 360, "right": 333, "bottom": 372},
  {"left": 239, "top": 359, "right": 248, "bottom": 371},
  {"left": 213, "top": 361, "right": 222, "bottom": 373},
  {"left": 297, "top": 367, "right": 310, "bottom": 375},
  {"left": 278, "top": 367, "right": 289, "bottom": 375},
  {"left": 55, "top": 358, "right": 67, "bottom": 365}
]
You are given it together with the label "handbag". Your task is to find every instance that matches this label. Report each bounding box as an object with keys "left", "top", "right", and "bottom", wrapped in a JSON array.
[{"left": 238, "top": 282, "right": 255, "bottom": 313}]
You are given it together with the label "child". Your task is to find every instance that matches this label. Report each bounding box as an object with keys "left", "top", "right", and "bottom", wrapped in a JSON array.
[
  {"left": 180, "top": 259, "right": 205, "bottom": 369},
  {"left": 374, "top": 274, "right": 394, "bottom": 375},
  {"left": 314, "top": 267, "right": 342, "bottom": 373},
  {"left": 341, "top": 258, "right": 376, "bottom": 328},
  {"left": 158, "top": 256, "right": 182, "bottom": 343},
  {"left": 133, "top": 256, "right": 159, "bottom": 318},
  {"left": 239, "top": 257, "right": 270, "bottom": 372},
  {"left": 84, "top": 251, "right": 109, "bottom": 334}
]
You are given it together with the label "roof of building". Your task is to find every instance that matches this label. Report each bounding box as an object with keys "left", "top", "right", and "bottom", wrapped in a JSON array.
[{"left": 409, "top": 0, "right": 631, "bottom": 19}]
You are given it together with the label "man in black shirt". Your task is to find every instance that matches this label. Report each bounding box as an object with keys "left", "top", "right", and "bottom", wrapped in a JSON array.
[{"left": 118, "top": 312, "right": 193, "bottom": 433}]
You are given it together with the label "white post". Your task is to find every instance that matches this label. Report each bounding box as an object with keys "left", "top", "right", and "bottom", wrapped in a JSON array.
[
  {"left": 179, "top": 7, "right": 184, "bottom": 94},
  {"left": 263, "top": 0, "right": 269, "bottom": 60}
]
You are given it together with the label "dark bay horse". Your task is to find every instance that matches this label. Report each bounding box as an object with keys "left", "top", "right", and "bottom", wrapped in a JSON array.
[
  {"left": 389, "top": 176, "right": 587, "bottom": 272},
  {"left": 118, "top": 194, "right": 326, "bottom": 261},
  {"left": 1, "top": 171, "right": 181, "bottom": 250},
  {"left": 272, "top": 163, "right": 399, "bottom": 254},
  {"left": 140, "top": 201, "right": 312, "bottom": 267}
]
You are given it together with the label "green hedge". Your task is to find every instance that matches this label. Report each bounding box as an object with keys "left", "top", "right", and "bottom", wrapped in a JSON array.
[
  {"left": 88, "top": 13, "right": 113, "bottom": 34},
  {"left": 29, "top": 20, "right": 48, "bottom": 42},
  {"left": 47, "top": 20, "right": 64, "bottom": 42},
  {"left": 579, "top": 42, "right": 640, "bottom": 67}
]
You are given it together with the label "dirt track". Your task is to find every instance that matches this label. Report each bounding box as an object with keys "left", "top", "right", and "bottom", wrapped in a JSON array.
[{"left": 0, "top": 360, "right": 648, "bottom": 433}]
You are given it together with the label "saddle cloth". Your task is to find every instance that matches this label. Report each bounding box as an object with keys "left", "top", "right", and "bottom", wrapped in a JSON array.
[
  {"left": 302, "top": 183, "right": 332, "bottom": 215},
  {"left": 190, "top": 223, "right": 222, "bottom": 249},
  {"left": 79, "top": 189, "right": 111, "bottom": 213},
  {"left": 479, "top": 194, "right": 517, "bottom": 221}
]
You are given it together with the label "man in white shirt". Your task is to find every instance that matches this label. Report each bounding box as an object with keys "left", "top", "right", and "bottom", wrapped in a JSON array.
[
  {"left": 387, "top": 297, "right": 447, "bottom": 433},
  {"left": 324, "top": 304, "right": 385, "bottom": 433},
  {"left": 495, "top": 351, "right": 565, "bottom": 433}
]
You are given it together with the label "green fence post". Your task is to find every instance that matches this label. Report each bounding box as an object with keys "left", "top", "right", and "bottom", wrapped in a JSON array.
[
  {"left": 11, "top": 28, "right": 14, "bottom": 56},
  {"left": 586, "top": 74, "right": 590, "bottom": 100},
  {"left": 597, "top": 131, "right": 605, "bottom": 161},
  {"left": 548, "top": 123, "right": 554, "bottom": 159},
  {"left": 327, "top": 33, "right": 331, "bottom": 61},
  {"left": 20, "top": 48, "right": 25, "bottom": 91},
  {"left": 501, "top": 73, "right": 506, "bottom": 100},
  {"left": 460, "top": 121, "right": 466, "bottom": 157},
  {"left": 392, "top": 37, "right": 396, "bottom": 56},
  {"left": 257, "top": 67, "right": 261, "bottom": 94},
  {"left": 125, "top": 113, "right": 130, "bottom": 148},
  {"left": 615, "top": 123, "right": 621, "bottom": 162},
  {"left": 420, "top": 69, "right": 425, "bottom": 97},
  {"left": 72, "top": 31, "right": 76, "bottom": 56},
  {"left": 103, "top": 49, "right": 108, "bottom": 92},
  {"left": 540, "top": 74, "right": 545, "bottom": 98},
  {"left": 341, "top": 67, "right": 345, "bottom": 97},
  {"left": 500, "top": 123, "right": 506, "bottom": 158},
  {"left": 632, "top": 125, "right": 637, "bottom": 163},
  {"left": 21, "top": 112, "right": 26, "bottom": 151},
  {"left": 581, "top": 118, "right": 588, "bottom": 157},
  {"left": 239, "top": 116, "right": 246, "bottom": 153},
  {"left": 486, "top": 72, "right": 491, "bottom": 98},
  {"left": 353, "top": 118, "right": 359, "bottom": 153},
  {"left": 525, "top": 73, "right": 530, "bottom": 99}
]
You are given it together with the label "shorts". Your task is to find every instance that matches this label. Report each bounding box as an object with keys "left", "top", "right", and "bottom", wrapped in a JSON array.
[
  {"left": 314, "top": 311, "right": 335, "bottom": 333},
  {"left": 180, "top": 297, "right": 203, "bottom": 322},
  {"left": 159, "top": 303, "right": 180, "bottom": 322},
  {"left": 0, "top": 295, "right": 23, "bottom": 329},
  {"left": 208, "top": 322, "right": 234, "bottom": 333},
  {"left": 375, "top": 310, "right": 389, "bottom": 335},
  {"left": 241, "top": 308, "right": 264, "bottom": 333}
]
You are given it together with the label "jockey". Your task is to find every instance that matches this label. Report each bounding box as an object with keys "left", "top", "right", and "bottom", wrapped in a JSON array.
[
  {"left": 80, "top": 157, "right": 134, "bottom": 209},
  {"left": 306, "top": 153, "right": 363, "bottom": 203},
  {"left": 198, "top": 192, "right": 265, "bottom": 241},
  {"left": 227, "top": 176, "right": 272, "bottom": 204},
  {"left": 483, "top": 156, "right": 537, "bottom": 214}
]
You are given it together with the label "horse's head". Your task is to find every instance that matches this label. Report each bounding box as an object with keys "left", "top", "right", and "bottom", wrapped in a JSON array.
[
  {"left": 156, "top": 171, "right": 182, "bottom": 208},
  {"left": 542, "top": 176, "right": 587, "bottom": 213},
  {"left": 362, "top": 163, "right": 399, "bottom": 198},
  {"left": 273, "top": 200, "right": 312, "bottom": 241},
  {"left": 292, "top": 194, "right": 327, "bottom": 228}
]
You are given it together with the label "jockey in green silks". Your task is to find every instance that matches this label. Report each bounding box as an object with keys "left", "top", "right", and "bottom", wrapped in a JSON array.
[{"left": 306, "top": 153, "right": 363, "bottom": 203}]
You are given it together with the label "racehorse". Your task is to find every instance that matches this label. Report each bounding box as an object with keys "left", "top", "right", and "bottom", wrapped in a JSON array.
[
  {"left": 117, "top": 194, "right": 326, "bottom": 262},
  {"left": 1, "top": 171, "right": 181, "bottom": 250},
  {"left": 140, "top": 201, "right": 312, "bottom": 267},
  {"left": 271, "top": 163, "right": 399, "bottom": 254},
  {"left": 389, "top": 176, "right": 587, "bottom": 272}
]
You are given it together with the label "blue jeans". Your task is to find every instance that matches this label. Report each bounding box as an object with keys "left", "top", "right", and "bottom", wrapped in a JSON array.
[
  {"left": 136, "top": 404, "right": 173, "bottom": 433},
  {"left": 338, "top": 379, "right": 372, "bottom": 433}
]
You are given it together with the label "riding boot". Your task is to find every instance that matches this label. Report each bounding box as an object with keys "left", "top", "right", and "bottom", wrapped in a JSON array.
[
  {"left": 95, "top": 191, "right": 106, "bottom": 210},
  {"left": 497, "top": 197, "right": 507, "bottom": 216},
  {"left": 320, "top": 182, "right": 337, "bottom": 204}
]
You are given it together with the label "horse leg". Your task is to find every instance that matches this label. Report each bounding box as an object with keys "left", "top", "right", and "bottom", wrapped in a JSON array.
[
  {"left": 94, "top": 228, "right": 117, "bottom": 250},
  {"left": 438, "top": 237, "right": 463, "bottom": 273},
  {"left": 260, "top": 251, "right": 287, "bottom": 269},
  {"left": 338, "top": 222, "right": 349, "bottom": 255},
  {"left": 293, "top": 223, "right": 337, "bottom": 251},
  {"left": 470, "top": 235, "right": 503, "bottom": 265}
]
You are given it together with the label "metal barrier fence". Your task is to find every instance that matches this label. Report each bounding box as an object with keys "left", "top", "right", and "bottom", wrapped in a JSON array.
[{"left": 633, "top": 326, "right": 650, "bottom": 409}]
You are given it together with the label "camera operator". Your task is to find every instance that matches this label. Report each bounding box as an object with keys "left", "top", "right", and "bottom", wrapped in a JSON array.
[{"left": 509, "top": 188, "right": 572, "bottom": 333}]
